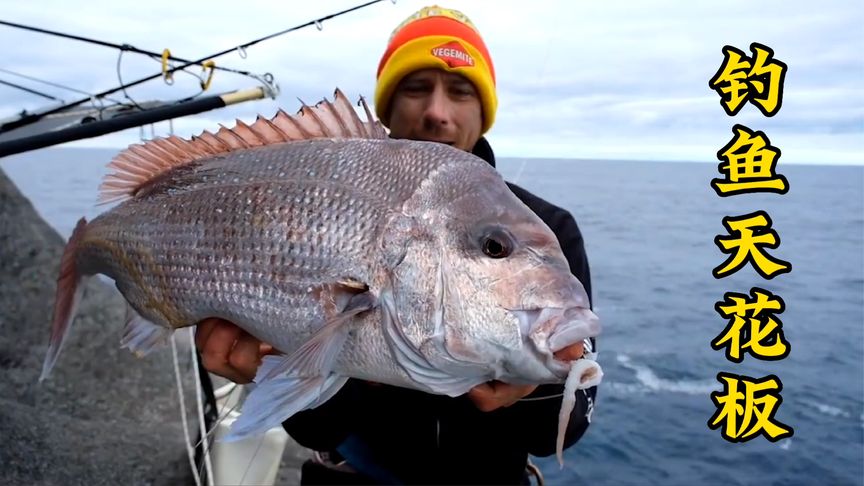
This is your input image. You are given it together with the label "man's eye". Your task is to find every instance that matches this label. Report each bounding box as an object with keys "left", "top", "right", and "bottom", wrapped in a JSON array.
[
  {"left": 401, "top": 83, "right": 429, "bottom": 94},
  {"left": 451, "top": 86, "right": 475, "bottom": 97}
]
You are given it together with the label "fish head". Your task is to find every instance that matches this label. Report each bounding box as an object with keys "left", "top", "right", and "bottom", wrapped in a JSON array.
[
  {"left": 390, "top": 156, "right": 601, "bottom": 386},
  {"left": 443, "top": 196, "right": 600, "bottom": 383}
]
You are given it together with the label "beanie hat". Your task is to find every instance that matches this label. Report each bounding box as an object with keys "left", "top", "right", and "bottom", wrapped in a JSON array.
[{"left": 374, "top": 5, "right": 497, "bottom": 134}]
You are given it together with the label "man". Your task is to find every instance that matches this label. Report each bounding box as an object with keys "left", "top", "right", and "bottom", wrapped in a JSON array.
[{"left": 196, "top": 5, "right": 597, "bottom": 484}]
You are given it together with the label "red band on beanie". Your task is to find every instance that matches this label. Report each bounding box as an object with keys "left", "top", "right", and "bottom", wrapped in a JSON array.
[{"left": 376, "top": 16, "right": 494, "bottom": 81}]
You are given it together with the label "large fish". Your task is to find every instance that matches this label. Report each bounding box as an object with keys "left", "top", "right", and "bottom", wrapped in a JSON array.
[{"left": 40, "top": 89, "right": 603, "bottom": 466}]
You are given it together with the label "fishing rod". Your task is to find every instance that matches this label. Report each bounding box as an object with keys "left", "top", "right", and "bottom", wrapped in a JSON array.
[
  {"left": 0, "top": 0, "right": 391, "bottom": 134},
  {"left": 0, "top": 86, "right": 268, "bottom": 158}
]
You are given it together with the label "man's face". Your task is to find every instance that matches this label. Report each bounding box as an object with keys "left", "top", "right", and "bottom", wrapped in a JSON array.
[{"left": 386, "top": 68, "right": 483, "bottom": 152}]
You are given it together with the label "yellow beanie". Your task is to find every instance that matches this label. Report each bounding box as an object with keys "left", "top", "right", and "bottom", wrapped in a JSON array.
[{"left": 374, "top": 5, "right": 497, "bottom": 134}]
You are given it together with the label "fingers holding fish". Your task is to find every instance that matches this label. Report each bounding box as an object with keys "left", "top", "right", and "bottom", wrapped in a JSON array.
[
  {"left": 196, "top": 318, "right": 268, "bottom": 384},
  {"left": 553, "top": 341, "right": 585, "bottom": 362},
  {"left": 468, "top": 381, "right": 538, "bottom": 412},
  {"left": 466, "top": 340, "right": 584, "bottom": 412}
]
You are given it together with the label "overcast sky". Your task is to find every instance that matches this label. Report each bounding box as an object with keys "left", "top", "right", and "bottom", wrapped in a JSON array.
[{"left": 1, "top": 0, "right": 861, "bottom": 164}]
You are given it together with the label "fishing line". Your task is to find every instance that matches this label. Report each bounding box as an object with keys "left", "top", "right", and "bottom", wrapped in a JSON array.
[
  {"left": 0, "top": 68, "right": 120, "bottom": 103},
  {"left": 115, "top": 49, "right": 146, "bottom": 111},
  {"left": 194, "top": 383, "right": 247, "bottom": 448},
  {"left": 0, "top": 19, "right": 251, "bottom": 76},
  {"left": 239, "top": 434, "right": 270, "bottom": 485},
  {"left": 511, "top": 158, "right": 528, "bottom": 186},
  {"left": 189, "top": 328, "right": 215, "bottom": 486},
  {"left": 190, "top": 376, "right": 285, "bottom": 484},
  {"left": 0, "top": 0, "right": 391, "bottom": 132},
  {"left": 0, "top": 66, "right": 126, "bottom": 104},
  {"left": 194, "top": 398, "right": 240, "bottom": 454},
  {"left": 511, "top": 9, "right": 555, "bottom": 188},
  {"left": 0, "top": 65, "right": 139, "bottom": 123},
  {"left": 115, "top": 48, "right": 208, "bottom": 112},
  {"left": 171, "top": 333, "right": 204, "bottom": 486},
  {"left": 0, "top": 78, "right": 62, "bottom": 101},
  {"left": 192, "top": 386, "right": 249, "bottom": 480},
  {"left": 518, "top": 393, "right": 564, "bottom": 402},
  {"left": 183, "top": 335, "right": 263, "bottom": 486}
]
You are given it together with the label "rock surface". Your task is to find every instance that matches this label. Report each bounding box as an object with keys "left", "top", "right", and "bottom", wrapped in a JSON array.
[{"left": 0, "top": 167, "right": 311, "bottom": 485}]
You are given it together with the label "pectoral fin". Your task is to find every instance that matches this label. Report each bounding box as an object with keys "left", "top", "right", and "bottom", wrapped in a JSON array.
[
  {"left": 225, "top": 355, "right": 348, "bottom": 441},
  {"left": 262, "top": 286, "right": 377, "bottom": 381}
]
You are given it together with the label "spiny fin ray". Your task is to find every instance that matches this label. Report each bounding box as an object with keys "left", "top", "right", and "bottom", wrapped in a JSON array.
[{"left": 99, "top": 88, "right": 387, "bottom": 204}]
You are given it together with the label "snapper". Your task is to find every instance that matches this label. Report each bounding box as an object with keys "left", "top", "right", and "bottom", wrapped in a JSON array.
[{"left": 40, "top": 89, "right": 602, "bottom": 465}]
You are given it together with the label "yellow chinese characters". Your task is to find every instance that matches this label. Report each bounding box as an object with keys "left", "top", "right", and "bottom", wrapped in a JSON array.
[
  {"left": 708, "top": 41, "right": 792, "bottom": 444},
  {"left": 713, "top": 211, "right": 792, "bottom": 279},
  {"left": 712, "top": 287, "right": 790, "bottom": 363},
  {"left": 709, "top": 42, "right": 788, "bottom": 117},
  {"left": 708, "top": 372, "right": 793, "bottom": 442},
  {"left": 712, "top": 125, "right": 789, "bottom": 196}
]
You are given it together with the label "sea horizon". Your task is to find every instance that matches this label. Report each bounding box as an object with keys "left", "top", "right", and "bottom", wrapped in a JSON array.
[
  {"left": 6, "top": 145, "right": 862, "bottom": 168},
  {"left": 1, "top": 145, "right": 861, "bottom": 485}
]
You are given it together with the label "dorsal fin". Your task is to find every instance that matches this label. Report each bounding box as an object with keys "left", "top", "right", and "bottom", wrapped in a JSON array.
[{"left": 98, "top": 88, "right": 388, "bottom": 204}]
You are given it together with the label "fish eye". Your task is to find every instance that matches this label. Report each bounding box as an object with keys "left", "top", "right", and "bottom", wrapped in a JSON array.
[{"left": 481, "top": 230, "right": 513, "bottom": 259}]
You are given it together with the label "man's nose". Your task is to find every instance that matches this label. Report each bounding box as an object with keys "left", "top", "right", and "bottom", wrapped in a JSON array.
[{"left": 422, "top": 88, "right": 452, "bottom": 127}]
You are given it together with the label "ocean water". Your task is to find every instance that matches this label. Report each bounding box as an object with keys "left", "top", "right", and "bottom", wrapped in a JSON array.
[{"left": 2, "top": 148, "right": 862, "bottom": 485}]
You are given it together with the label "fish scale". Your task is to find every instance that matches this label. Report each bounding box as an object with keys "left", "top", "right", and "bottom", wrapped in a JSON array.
[{"left": 75, "top": 139, "right": 479, "bottom": 353}]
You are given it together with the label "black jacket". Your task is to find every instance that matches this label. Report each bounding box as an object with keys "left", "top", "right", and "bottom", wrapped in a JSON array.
[{"left": 284, "top": 138, "right": 596, "bottom": 485}]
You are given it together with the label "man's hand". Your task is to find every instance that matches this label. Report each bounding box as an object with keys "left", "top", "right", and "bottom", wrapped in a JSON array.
[
  {"left": 467, "top": 341, "right": 585, "bottom": 412},
  {"left": 195, "top": 318, "right": 276, "bottom": 384},
  {"left": 552, "top": 340, "right": 585, "bottom": 362},
  {"left": 468, "top": 381, "right": 538, "bottom": 412}
]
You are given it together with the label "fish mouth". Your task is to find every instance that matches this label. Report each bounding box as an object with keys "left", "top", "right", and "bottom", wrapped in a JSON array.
[{"left": 511, "top": 307, "right": 601, "bottom": 366}]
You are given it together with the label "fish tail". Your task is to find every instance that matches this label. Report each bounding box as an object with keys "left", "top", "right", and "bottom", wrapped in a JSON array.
[{"left": 40, "top": 217, "right": 88, "bottom": 382}]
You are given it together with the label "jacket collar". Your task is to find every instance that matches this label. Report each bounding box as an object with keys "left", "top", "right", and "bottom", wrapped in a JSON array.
[{"left": 471, "top": 137, "right": 496, "bottom": 168}]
